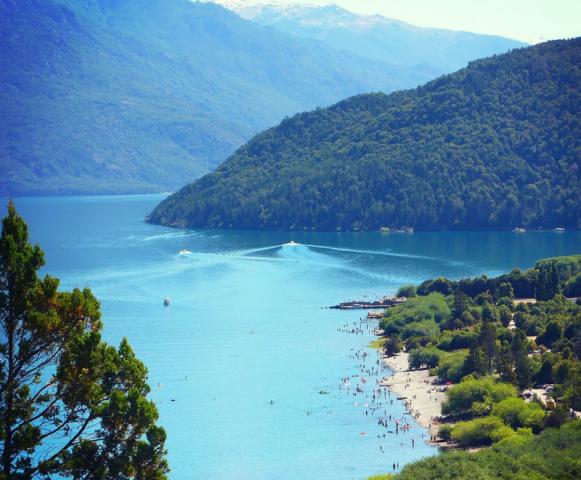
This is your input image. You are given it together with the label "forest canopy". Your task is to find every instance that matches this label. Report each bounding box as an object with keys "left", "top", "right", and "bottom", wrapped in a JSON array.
[{"left": 149, "top": 38, "right": 581, "bottom": 232}]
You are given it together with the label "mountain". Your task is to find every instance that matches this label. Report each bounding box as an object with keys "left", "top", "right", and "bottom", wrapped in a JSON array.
[
  {"left": 148, "top": 38, "right": 581, "bottom": 232},
  {"left": 0, "top": 0, "right": 434, "bottom": 195},
  {"left": 215, "top": 2, "right": 526, "bottom": 74}
]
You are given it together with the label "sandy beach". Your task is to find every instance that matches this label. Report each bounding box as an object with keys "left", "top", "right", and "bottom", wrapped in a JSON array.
[{"left": 381, "top": 352, "right": 448, "bottom": 441}]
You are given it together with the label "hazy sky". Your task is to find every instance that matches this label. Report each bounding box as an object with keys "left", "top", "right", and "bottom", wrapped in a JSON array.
[{"left": 225, "top": 0, "right": 581, "bottom": 43}]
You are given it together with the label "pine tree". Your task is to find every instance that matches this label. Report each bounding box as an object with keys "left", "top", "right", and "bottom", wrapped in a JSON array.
[
  {"left": 498, "top": 342, "right": 516, "bottom": 384},
  {"left": 0, "top": 201, "right": 169, "bottom": 479},
  {"left": 536, "top": 263, "right": 560, "bottom": 301},
  {"left": 511, "top": 330, "right": 531, "bottom": 390},
  {"left": 479, "top": 320, "right": 498, "bottom": 374},
  {"left": 464, "top": 341, "right": 487, "bottom": 376}
]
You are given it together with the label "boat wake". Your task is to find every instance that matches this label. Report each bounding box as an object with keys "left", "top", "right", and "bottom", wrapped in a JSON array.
[
  {"left": 282, "top": 241, "right": 301, "bottom": 247},
  {"left": 304, "top": 244, "right": 438, "bottom": 261}
]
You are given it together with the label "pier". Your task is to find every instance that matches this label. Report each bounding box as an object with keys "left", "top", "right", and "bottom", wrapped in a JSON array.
[{"left": 329, "top": 296, "right": 405, "bottom": 310}]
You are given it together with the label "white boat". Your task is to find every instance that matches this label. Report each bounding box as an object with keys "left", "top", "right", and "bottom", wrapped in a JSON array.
[
  {"left": 285, "top": 241, "right": 299, "bottom": 246},
  {"left": 163, "top": 297, "right": 171, "bottom": 307},
  {"left": 179, "top": 249, "right": 192, "bottom": 255},
  {"left": 513, "top": 227, "right": 526, "bottom": 233},
  {"left": 554, "top": 227, "right": 565, "bottom": 233}
]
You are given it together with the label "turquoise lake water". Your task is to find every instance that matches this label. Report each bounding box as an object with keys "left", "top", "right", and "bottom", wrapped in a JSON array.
[{"left": 6, "top": 195, "right": 581, "bottom": 479}]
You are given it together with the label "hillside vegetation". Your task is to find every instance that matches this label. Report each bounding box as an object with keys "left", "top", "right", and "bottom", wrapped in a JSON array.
[
  {"left": 0, "top": 0, "right": 431, "bottom": 194},
  {"left": 149, "top": 38, "right": 580, "bottom": 231},
  {"left": 370, "top": 254, "right": 581, "bottom": 478},
  {"left": 375, "top": 420, "right": 581, "bottom": 480}
]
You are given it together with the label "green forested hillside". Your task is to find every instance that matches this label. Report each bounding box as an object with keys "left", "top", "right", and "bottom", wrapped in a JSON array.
[
  {"left": 0, "top": 0, "right": 432, "bottom": 195},
  {"left": 149, "top": 38, "right": 581, "bottom": 231}
]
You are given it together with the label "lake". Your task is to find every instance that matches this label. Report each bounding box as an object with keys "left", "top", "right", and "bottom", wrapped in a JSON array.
[{"left": 6, "top": 195, "right": 580, "bottom": 480}]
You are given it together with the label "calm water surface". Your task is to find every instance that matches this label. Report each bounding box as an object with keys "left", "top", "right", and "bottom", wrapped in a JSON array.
[{"left": 7, "top": 195, "right": 581, "bottom": 480}]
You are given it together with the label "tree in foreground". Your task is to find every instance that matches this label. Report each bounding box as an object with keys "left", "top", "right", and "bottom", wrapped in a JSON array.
[{"left": 0, "top": 201, "right": 168, "bottom": 479}]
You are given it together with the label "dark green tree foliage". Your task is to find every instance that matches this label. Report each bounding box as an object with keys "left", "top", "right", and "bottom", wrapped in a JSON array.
[
  {"left": 498, "top": 343, "right": 516, "bottom": 384},
  {"left": 383, "top": 336, "right": 402, "bottom": 356},
  {"left": 150, "top": 38, "right": 581, "bottom": 231},
  {"left": 537, "top": 320, "right": 563, "bottom": 347},
  {"left": 414, "top": 255, "right": 581, "bottom": 301},
  {"left": 511, "top": 331, "right": 532, "bottom": 390},
  {"left": 536, "top": 262, "right": 560, "bottom": 301},
  {"left": 0, "top": 202, "right": 168, "bottom": 479},
  {"left": 479, "top": 320, "right": 498, "bottom": 374},
  {"left": 409, "top": 347, "right": 442, "bottom": 369}
]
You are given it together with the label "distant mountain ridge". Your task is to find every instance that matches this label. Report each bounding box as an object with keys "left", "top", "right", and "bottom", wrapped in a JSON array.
[
  {"left": 213, "top": 1, "right": 526, "bottom": 73},
  {"left": 148, "top": 38, "right": 581, "bottom": 232},
  {"left": 0, "top": 0, "right": 434, "bottom": 195}
]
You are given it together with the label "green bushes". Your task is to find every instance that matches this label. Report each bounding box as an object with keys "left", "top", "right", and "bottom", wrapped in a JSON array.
[
  {"left": 380, "top": 293, "right": 450, "bottom": 339},
  {"left": 442, "top": 386, "right": 545, "bottom": 447},
  {"left": 436, "top": 350, "right": 468, "bottom": 383},
  {"left": 451, "top": 416, "right": 514, "bottom": 447},
  {"left": 438, "top": 424, "right": 453, "bottom": 441},
  {"left": 442, "top": 377, "right": 517, "bottom": 416},
  {"left": 378, "top": 421, "right": 581, "bottom": 480},
  {"left": 409, "top": 346, "right": 442, "bottom": 369},
  {"left": 401, "top": 319, "right": 440, "bottom": 340},
  {"left": 437, "top": 330, "right": 477, "bottom": 351},
  {"left": 491, "top": 398, "right": 544, "bottom": 431},
  {"left": 396, "top": 285, "right": 417, "bottom": 298}
]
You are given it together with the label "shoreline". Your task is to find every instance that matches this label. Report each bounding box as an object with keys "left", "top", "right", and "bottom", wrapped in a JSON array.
[{"left": 380, "top": 352, "right": 448, "bottom": 443}]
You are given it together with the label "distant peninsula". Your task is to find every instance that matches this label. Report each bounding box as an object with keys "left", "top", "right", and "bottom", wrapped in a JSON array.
[{"left": 148, "top": 38, "right": 581, "bottom": 232}]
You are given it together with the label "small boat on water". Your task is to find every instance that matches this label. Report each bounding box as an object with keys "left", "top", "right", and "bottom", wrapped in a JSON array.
[
  {"left": 163, "top": 297, "right": 171, "bottom": 307},
  {"left": 513, "top": 227, "right": 526, "bottom": 233},
  {"left": 179, "top": 249, "right": 192, "bottom": 255},
  {"left": 554, "top": 227, "right": 566, "bottom": 233},
  {"left": 285, "top": 240, "right": 299, "bottom": 246}
]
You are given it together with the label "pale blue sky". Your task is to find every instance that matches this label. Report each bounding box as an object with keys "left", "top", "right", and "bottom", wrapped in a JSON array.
[{"left": 224, "top": 0, "right": 581, "bottom": 43}]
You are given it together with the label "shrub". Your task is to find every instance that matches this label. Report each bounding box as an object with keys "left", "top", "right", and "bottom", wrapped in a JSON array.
[
  {"left": 438, "top": 424, "right": 453, "bottom": 441},
  {"left": 379, "top": 294, "right": 451, "bottom": 337},
  {"left": 383, "top": 336, "right": 402, "bottom": 356},
  {"left": 396, "top": 285, "right": 417, "bottom": 298},
  {"left": 491, "top": 398, "right": 545, "bottom": 431},
  {"left": 442, "top": 377, "right": 517, "bottom": 416},
  {"left": 401, "top": 320, "right": 439, "bottom": 340},
  {"left": 451, "top": 416, "right": 514, "bottom": 447},
  {"left": 542, "top": 405, "right": 571, "bottom": 428},
  {"left": 378, "top": 420, "right": 581, "bottom": 480},
  {"left": 437, "top": 330, "right": 477, "bottom": 351}
]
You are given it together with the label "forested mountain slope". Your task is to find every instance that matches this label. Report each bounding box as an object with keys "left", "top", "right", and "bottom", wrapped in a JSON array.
[
  {"left": 149, "top": 38, "right": 581, "bottom": 231},
  {"left": 0, "top": 0, "right": 431, "bottom": 194}
]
